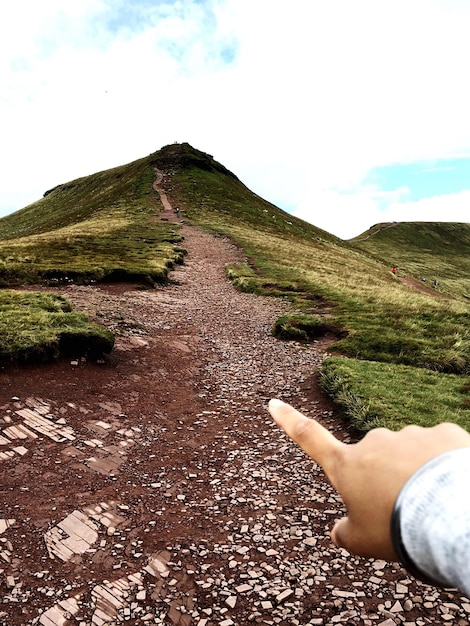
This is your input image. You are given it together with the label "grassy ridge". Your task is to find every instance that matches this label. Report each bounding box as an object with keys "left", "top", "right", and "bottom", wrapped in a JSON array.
[
  {"left": 0, "top": 156, "right": 154, "bottom": 237},
  {"left": 0, "top": 216, "right": 185, "bottom": 287}
]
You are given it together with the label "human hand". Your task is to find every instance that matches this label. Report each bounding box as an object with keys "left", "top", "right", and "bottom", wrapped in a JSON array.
[{"left": 268, "top": 398, "right": 470, "bottom": 560}]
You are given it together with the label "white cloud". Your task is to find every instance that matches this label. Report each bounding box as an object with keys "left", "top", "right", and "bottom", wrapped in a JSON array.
[
  {"left": 292, "top": 189, "right": 397, "bottom": 240},
  {"left": 1, "top": 0, "right": 470, "bottom": 237},
  {"left": 386, "top": 190, "right": 470, "bottom": 225},
  {"left": 293, "top": 188, "right": 470, "bottom": 240}
]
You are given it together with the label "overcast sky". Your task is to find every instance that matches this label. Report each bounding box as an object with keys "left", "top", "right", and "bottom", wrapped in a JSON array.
[{"left": 1, "top": 0, "right": 470, "bottom": 239}]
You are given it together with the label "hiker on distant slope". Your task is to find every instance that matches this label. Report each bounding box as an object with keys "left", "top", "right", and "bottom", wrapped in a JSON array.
[
  {"left": 269, "top": 398, "right": 470, "bottom": 596},
  {"left": 391, "top": 267, "right": 397, "bottom": 275}
]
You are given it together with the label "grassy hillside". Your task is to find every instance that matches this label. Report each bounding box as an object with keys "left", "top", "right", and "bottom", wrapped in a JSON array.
[
  {"left": 0, "top": 151, "right": 185, "bottom": 363},
  {"left": 156, "top": 147, "right": 469, "bottom": 370},
  {"left": 0, "top": 142, "right": 468, "bottom": 432},
  {"left": 351, "top": 221, "right": 470, "bottom": 301},
  {"left": 0, "top": 155, "right": 185, "bottom": 286}
]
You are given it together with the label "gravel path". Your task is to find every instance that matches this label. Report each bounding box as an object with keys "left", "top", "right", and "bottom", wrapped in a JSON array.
[{"left": 0, "top": 224, "right": 468, "bottom": 625}]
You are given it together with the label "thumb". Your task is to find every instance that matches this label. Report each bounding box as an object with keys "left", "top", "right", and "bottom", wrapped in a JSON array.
[
  {"left": 331, "top": 517, "right": 354, "bottom": 552},
  {"left": 331, "top": 516, "right": 397, "bottom": 560}
]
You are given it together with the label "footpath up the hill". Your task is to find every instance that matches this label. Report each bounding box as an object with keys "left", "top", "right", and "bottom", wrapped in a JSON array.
[{"left": 0, "top": 224, "right": 468, "bottom": 625}]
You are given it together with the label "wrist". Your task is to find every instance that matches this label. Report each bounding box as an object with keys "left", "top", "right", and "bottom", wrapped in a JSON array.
[{"left": 390, "top": 450, "right": 468, "bottom": 588}]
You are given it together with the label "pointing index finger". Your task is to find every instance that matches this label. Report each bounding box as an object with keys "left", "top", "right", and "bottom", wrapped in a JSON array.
[{"left": 269, "top": 398, "right": 345, "bottom": 474}]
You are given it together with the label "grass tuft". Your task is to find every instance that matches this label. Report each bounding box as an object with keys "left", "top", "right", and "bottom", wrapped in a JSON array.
[
  {"left": 272, "top": 314, "right": 345, "bottom": 342},
  {"left": 0, "top": 291, "right": 114, "bottom": 365}
]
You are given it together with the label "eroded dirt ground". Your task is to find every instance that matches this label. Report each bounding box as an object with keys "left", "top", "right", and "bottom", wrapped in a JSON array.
[{"left": 1, "top": 220, "right": 469, "bottom": 625}]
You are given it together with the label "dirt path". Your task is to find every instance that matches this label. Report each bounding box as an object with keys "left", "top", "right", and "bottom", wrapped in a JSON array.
[
  {"left": 399, "top": 276, "right": 448, "bottom": 299},
  {"left": 153, "top": 168, "right": 180, "bottom": 223},
  {"left": 0, "top": 225, "right": 467, "bottom": 625}
]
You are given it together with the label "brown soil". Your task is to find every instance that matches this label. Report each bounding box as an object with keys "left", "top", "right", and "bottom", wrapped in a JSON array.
[
  {"left": 399, "top": 276, "right": 448, "bottom": 298},
  {"left": 0, "top": 191, "right": 466, "bottom": 624}
]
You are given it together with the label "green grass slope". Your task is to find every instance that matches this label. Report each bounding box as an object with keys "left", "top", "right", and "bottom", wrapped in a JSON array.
[
  {"left": 350, "top": 221, "right": 470, "bottom": 301},
  {"left": 0, "top": 154, "right": 185, "bottom": 286}
]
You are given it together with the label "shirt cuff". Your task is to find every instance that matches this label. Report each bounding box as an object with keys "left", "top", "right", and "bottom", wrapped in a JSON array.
[{"left": 391, "top": 448, "right": 470, "bottom": 589}]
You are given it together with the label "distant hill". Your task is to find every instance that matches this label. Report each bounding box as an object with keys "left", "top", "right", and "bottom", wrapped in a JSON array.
[
  {"left": 351, "top": 221, "right": 470, "bottom": 301},
  {"left": 0, "top": 150, "right": 185, "bottom": 286},
  {"left": 0, "top": 142, "right": 340, "bottom": 287}
]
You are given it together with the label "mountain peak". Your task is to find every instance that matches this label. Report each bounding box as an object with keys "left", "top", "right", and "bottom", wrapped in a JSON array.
[{"left": 152, "top": 142, "right": 239, "bottom": 181}]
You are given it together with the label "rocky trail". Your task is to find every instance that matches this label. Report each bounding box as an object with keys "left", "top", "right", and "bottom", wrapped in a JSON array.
[{"left": 0, "top": 221, "right": 469, "bottom": 625}]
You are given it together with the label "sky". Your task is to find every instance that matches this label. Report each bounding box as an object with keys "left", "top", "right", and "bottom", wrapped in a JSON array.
[{"left": 1, "top": 0, "right": 470, "bottom": 240}]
